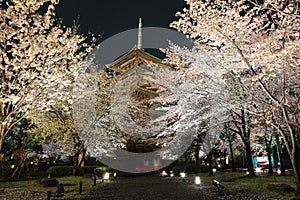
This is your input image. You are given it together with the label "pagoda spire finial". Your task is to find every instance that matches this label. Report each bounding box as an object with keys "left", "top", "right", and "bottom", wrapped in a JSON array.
[{"left": 137, "top": 18, "right": 142, "bottom": 49}]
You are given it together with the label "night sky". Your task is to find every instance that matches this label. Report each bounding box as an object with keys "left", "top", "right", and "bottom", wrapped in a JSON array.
[{"left": 55, "top": 0, "right": 186, "bottom": 40}]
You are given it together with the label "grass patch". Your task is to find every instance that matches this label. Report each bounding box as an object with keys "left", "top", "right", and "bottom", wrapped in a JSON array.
[
  {"left": 0, "top": 176, "right": 98, "bottom": 200},
  {"left": 192, "top": 172, "right": 296, "bottom": 199},
  {"left": 56, "top": 176, "right": 95, "bottom": 199}
]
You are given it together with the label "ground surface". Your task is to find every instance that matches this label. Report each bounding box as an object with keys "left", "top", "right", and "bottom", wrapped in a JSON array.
[{"left": 79, "top": 175, "right": 283, "bottom": 200}]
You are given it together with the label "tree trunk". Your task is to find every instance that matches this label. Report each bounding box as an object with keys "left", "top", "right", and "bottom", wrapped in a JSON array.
[
  {"left": 73, "top": 149, "right": 85, "bottom": 176},
  {"left": 275, "top": 135, "right": 286, "bottom": 175},
  {"left": 0, "top": 138, "right": 3, "bottom": 155},
  {"left": 195, "top": 145, "right": 200, "bottom": 166},
  {"left": 229, "top": 140, "right": 236, "bottom": 172},
  {"left": 291, "top": 145, "right": 300, "bottom": 197},
  {"left": 0, "top": 153, "right": 4, "bottom": 176},
  {"left": 266, "top": 146, "right": 273, "bottom": 174},
  {"left": 265, "top": 136, "right": 274, "bottom": 174},
  {"left": 207, "top": 152, "right": 213, "bottom": 175},
  {"left": 0, "top": 126, "right": 5, "bottom": 153},
  {"left": 245, "top": 142, "right": 255, "bottom": 176}
]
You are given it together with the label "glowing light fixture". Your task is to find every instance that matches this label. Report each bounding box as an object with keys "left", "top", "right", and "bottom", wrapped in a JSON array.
[
  {"left": 103, "top": 172, "right": 110, "bottom": 180},
  {"left": 170, "top": 171, "right": 174, "bottom": 177},
  {"left": 161, "top": 170, "right": 168, "bottom": 176},
  {"left": 180, "top": 172, "right": 186, "bottom": 178},
  {"left": 195, "top": 176, "right": 201, "bottom": 185},
  {"left": 255, "top": 168, "right": 262, "bottom": 173}
]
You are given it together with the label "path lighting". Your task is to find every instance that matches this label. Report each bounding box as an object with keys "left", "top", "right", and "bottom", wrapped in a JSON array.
[
  {"left": 225, "top": 156, "right": 229, "bottom": 165},
  {"left": 170, "top": 171, "right": 174, "bottom": 177},
  {"left": 180, "top": 172, "right": 186, "bottom": 182},
  {"left": 103, "top": 172, "right": 110, "bottom": 180},
  {"left": 277, "top": 169, "right": 281, "bottom": 175},
  {"left": 246, "top": 171, "right": 249, "bottom": 175},
  {"left": 180, "top": 172, "right": 186, "bottom": 178},
  {"left": 161, "top": 170, "right": 168, "bottom": 176},
  {"left": 195, "top": 176, "right": 201, "bottom": 186},
  {"left": 255, "top": 168, "right": 262, "bottom": 173}
]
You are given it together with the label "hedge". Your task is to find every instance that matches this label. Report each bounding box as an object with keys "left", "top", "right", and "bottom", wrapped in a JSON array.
[
  {"left": 94, "top": 166, "right": 113, "bottom": 176},
  {"left": 47, "top": 166, "right": 73, "bottom": 177},
  {"left": 47, "top": 165, "right": 104, "bottom": 177},
  {"left": 172, "top": 164, "right": 210, "bottom": 175},
  {"left": 78, "top": 166, "right": 99, "bottom": 175}
]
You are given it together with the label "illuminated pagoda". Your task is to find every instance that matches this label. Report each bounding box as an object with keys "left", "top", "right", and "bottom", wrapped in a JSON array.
[{"left": 105, "top": 18, "right": 170, "bottom": 153}]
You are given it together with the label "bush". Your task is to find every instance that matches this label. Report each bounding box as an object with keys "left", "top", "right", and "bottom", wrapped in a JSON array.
[
  {"left": 47, "top": 165, "right": 115, "bottom": 177},
  {"left": 94, "top": 166, "right": 113, "bottom": 176},
  {"left": 47, "top": 166, "right": 73, "bottom": 177},
  {"left": 78, "top": 166, "right": 99, "bottom": 175},
  {"left": 172, "top": 164, "right": 209, "bottom": 175},
  {"left": 38, "top": 178, "right": 59, "bottom": 187}
]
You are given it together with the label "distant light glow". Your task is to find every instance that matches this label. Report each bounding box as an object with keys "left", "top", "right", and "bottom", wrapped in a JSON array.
[
  {"left": 212, "top": 168, "right": 217, "bottom": 172},
  {"left": 11, "top": 164, "right": 15, "bottom": 169},
  {"left": 277, "top": 169, "right": 281, "bottom": 175},
  {"left": 113, "top": 172, "right": 117, "bottom": 177},
  {"left": 246, "top": 171, "right": 249, "bottom": 175}
]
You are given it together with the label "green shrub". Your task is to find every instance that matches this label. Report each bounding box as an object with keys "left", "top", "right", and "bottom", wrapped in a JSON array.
[
  {"left": 38, "top": 178, "right": 59, "bottom": 187},
  {"left": 94, "top": 166, "right": 113, "bottom": 176},
  {"left": 172, "top": 164, "right": 209, "bottom": 175},
  {"left": 47, "top": 166, "right": 73, "bottom": 177},
  {"left": 78, "top": 166, "right": 99, "bottom": 175}
]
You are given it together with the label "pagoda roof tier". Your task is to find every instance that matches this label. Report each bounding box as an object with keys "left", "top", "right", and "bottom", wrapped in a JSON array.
[{"left": 106, "top": 49, "right": 164, "bottom": 73}]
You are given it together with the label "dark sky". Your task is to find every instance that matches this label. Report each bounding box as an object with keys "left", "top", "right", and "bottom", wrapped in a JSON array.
[{"left": 55, "top": 0, "right": 186, "bottom": 40}]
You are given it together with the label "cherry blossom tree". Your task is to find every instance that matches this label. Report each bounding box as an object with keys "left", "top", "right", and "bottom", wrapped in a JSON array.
[
  {"left": 171, "top": 0, "right": 300, "bottom": 196},
  {"left": 73, "top": 48, "right": 227, "bottom": 171},
  {"left": 0, "top": 0, "right": 95, "bottom": 152}
]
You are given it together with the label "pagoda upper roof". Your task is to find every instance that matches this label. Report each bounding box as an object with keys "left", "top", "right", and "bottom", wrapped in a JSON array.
[{"left": 106, "top": 48, "right": 165, "bottom": 73}]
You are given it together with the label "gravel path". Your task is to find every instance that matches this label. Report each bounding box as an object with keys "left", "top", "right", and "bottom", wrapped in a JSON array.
[{"left": 79, "top": 175, "right": 282, "bottom": 200}]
